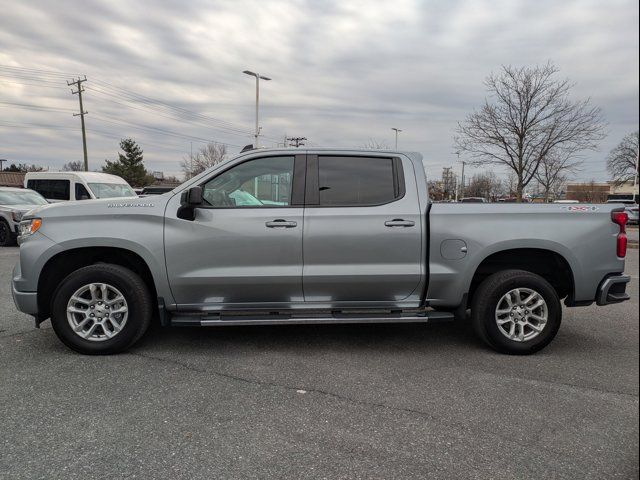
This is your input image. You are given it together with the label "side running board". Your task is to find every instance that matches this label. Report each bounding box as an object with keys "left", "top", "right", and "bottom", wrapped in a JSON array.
[{"left": 169, "top": 310, "right": 454, "bottom": 327}]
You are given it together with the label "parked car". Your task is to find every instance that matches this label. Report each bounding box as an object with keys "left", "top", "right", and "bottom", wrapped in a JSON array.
[
  {"left": 13, "top": 149, "right": 630, "bottom": 355},
  {"left": 460, "top": 197, "right": 488, "bottom": 203},
  {"left": 0, "top": 187, "right": 48, "bottom": 246},
  {"left": 140, "top": 185, "right": 177, "bottom": 196},
  {"left": 607, "top": 199, "right": 638, "bottom": 225},
  {"left": 24, "top": 171, "right": 136, "bottom": 202}
]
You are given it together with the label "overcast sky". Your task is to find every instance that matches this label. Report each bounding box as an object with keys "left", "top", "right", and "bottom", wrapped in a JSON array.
[{"left": 1, "top": 0, "right": 638, "bottom": 181}]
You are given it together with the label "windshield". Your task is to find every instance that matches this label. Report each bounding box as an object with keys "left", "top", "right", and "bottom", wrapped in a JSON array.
[
  {"left": 0, "top": 189, "right": 48, "bottom": 206},
  {"left": 87, "top": 183, "right": 137, "bottom": 199}
]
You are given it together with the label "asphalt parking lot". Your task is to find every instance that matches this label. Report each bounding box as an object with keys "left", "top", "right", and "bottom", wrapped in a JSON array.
[{"left": 0, "top": 247, "right": 638, "bottom": 480}]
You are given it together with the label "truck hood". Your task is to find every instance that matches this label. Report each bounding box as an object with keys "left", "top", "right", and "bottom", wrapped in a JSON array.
[{"left": 23, "top": 193, "right": 174, "bottom": 220}]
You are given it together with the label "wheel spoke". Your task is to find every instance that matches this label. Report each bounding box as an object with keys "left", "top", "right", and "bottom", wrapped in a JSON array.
[
  {"left": 89, "top": 284, "right": 99, "bottom": 301},
  {"left": 67, "top": 306, "right": 87, "bottom": 316},
  {"left": 511, "top": 289, "right": 521, "bottom": 304},
  {"left": 529, "top": 313, "right": 546, "bottom": 323},
  {"left": 70, "top": 295, "right": 91, "bottom": 305},
  {"left": 497, "top": 317, "right": 513, "bottom": 325},
  {"left": 526, "top": 322, "right": 543, "bottom": 332},
  {"left": 81, "top": 322, "right": 99, "bottom": 339},
  {"left": 74, "top": 317, "right": 91, "bottom": 332},
  {"left": 528, "top": 299, "right": 545, "bottom": 311},
  {"left": 109, "top": 317, "right": 122, "bottom": 332},
  {"left": 517, "top": 323, "right": 525, "bottom": 341}
]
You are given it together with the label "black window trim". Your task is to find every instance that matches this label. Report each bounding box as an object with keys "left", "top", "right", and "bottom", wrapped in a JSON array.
[
  {"left": 195, "top": 153, "right": 306, "bottom": 210},
  {"left": 306, "top": 155, "right": 405, "bottom": 208}
]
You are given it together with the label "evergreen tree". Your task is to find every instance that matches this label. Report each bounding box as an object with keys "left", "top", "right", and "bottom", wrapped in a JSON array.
[{"left": 102, "top": 138, "right": 154, "bottom": 186}]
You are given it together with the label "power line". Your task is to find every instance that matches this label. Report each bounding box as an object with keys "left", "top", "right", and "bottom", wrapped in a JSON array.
[{"left": 0, "top": 64, "right": 285, "bottom": 144}]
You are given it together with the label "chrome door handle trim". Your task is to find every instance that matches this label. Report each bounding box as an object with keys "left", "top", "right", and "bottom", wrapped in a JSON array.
[
  {"left": 384, "top": 219, "right": 415, "bottom": 227},
  {"left": 265, "top": 219, "right": 297, "bottom": 228}
]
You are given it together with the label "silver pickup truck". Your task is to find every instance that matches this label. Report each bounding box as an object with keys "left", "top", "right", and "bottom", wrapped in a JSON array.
[{"left": 12, "top": 149, "right": 631, "bottom": 355}]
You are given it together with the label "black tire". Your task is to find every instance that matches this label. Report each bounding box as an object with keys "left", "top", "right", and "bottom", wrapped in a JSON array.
[
  {"left": 0, "top": 219, "right": 16, "bottom": 247},
  {"left": 50, "top": 264, "right": 153, "bottom": 354},
  {"left": 471, "top": 269, "right": 561, "bottom": 355}
]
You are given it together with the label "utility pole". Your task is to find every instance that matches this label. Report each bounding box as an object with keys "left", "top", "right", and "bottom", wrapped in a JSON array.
[
  {"left": 243, "top": 70, "right": 271, "bottom": 148},
  {"left": 287, "top": 137, "right": 307, "bottom": 148},
  {"left": 391, "top": 128, "right": 402, "bottom": 149},
  {"left": 0, "top": 158, "right": 7, "bottom": 171},
  {"left": 454, "top": 151, "right": 465, "bottom": 201},
  {"left": 68, "top": 76, "right": 89, "bottom": 171}
]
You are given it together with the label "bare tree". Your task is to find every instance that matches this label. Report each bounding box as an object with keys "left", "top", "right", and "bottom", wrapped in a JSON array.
[
  {"left": 441, "top": 167, "right": 457, "bottom": 200},
  {"left": 454, "top": 63, "right": 605, "bottom": 202},
  {"left": 465, "top": 171, "right": 503, "bottom": 200},
  {"left": 361, "top": 138, "right": 390, "bottom": 150},
  {"left": 181, "top": 143, "right": 228, "bottom": 179},
  {"left": 535, "top": 150, "right": 580, "bottom": 202},
  {"left": 427, "top": 180, "right": 445, "bottom": 201},
  {"left": 62, "top": 161, "right": 83, "bottom": 171},
  {"left": 607, "top": 131, "right": 639, "bottom": 187}
]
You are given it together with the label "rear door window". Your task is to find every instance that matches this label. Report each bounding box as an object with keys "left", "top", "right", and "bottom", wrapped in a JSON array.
[{"left": 317, "top": 156, "right": 399, "bottom": 206}]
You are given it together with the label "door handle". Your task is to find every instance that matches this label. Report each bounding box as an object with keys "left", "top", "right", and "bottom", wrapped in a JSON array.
[
  {"left": 384, "top": 219, "right": 415, "bottom": 227},
  {"left": 265, "top": 219, "right": 297, "bottom": 228}
]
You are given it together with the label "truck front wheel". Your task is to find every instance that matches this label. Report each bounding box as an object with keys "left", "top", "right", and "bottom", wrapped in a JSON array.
[
  {"left": 471, "top": 269, "right": 561, "bottom": 355},
  {"left": 50, "top": 264, "right": 153, "bottom": 355}
]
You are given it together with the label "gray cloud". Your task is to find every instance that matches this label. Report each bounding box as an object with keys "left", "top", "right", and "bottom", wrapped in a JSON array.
[{"left": 0, "top": 0, "right": 638, "bottom": 181}]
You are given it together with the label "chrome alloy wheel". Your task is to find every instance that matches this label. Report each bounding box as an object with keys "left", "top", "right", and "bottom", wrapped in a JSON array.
[
  {"left": 495, "top": 288, "right": 548, "bottom": 342},
  {"left": 66, "top": 283, "right": 129, "bottom": 342}
]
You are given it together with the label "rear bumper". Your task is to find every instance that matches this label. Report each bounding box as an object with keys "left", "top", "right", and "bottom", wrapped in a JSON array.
[{"left": 596, "top": 274, "right": 631, "bottom": 306}]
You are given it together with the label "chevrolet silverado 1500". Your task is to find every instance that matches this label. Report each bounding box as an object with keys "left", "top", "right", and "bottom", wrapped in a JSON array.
[{"left": 12, "top": 149, "right": 631, "bottom": 355}]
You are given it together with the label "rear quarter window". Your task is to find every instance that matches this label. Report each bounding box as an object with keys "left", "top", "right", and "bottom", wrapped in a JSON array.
[{"left": 27, "top": 179, "right": 70, "bottom": 200}]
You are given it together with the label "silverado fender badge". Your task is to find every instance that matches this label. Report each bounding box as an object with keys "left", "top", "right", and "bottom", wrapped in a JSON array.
[
  {"left": 563, "top": 206, "right": 599, "bottom": 212},
  {"left": 107, "top": 202, "right": 155, "bottom": 208}
]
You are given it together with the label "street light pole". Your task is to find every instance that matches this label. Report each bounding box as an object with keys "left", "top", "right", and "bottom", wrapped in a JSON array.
[
  {"left": 391, "top": 128, "right": 402, "bottom": 149},
  {"left": 633, "top": 148, "right": 639, "bottom": 201},
  {"left": 243, "top": 70, "right": 271, "bottom": 148}
]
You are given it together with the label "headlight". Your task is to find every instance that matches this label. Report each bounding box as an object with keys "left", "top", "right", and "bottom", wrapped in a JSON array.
[
  {"left": 11, "top": 211, "right": 24, "bottom": 222},
  {"left": 18, "top": 218, "right": 42, "bottom": 237}
]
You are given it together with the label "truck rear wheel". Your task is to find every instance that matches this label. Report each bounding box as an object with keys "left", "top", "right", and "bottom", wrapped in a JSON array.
[
  {"left": 471, "top": 269, "right": 561, "bottom": 355},
  {"left": 50, "top": 264, "right": 153, "bottom": 355}
]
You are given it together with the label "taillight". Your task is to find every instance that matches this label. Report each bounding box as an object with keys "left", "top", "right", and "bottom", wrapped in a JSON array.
[{"left": 612, "top": 211, "right": 628, "bottom": 258}]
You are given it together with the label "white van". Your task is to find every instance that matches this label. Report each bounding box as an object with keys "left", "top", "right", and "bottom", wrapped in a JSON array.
[{"left": 24, "top": 171, "right": 137, "bottom": 202}]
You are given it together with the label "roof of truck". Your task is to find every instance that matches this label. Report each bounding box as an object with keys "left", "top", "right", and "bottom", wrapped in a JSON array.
[{"left": 234, "top": 147, "right": 423, "bottom": 162}]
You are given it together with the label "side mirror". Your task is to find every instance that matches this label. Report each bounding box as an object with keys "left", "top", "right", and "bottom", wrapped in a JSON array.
[{"left": 177, "top": 186, "right": 203, "bottom": 220}]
